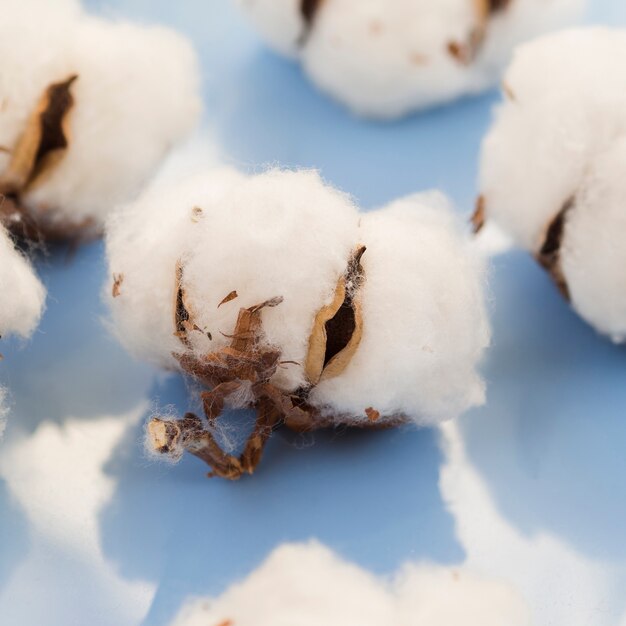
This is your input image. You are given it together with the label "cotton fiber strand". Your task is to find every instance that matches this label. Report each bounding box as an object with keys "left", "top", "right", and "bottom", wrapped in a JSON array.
[
  {"left": 170, "top": 542, "right": 531, "bottom": 626},
  {"left": 478, "top": 28, "right": 626, "bottom": 342},
  {"left": 105, "top": 168, "right": 489, "bottom": 478},
  {"left": 0, "top": 226, "right": 45, "bottom": 340},
  {"left": 0, "top": 0, "right": 201, "bottom": 240},
  {"left": 235, "top": 0, "right": 584, "bottom": 118}
]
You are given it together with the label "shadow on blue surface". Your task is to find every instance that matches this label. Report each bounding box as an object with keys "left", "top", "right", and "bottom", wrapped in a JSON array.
[
  {"left": 100, "top": 375, "right": 464, "bottom": 626},
  {"left": 0, "top": 478, "right": 29, "bottom": 593},
  {"left": 1, "top": 242, "right": 153, "bottom": 436},
  {"left": 462, "top": 251, "right": 626, "bottom": 561}
]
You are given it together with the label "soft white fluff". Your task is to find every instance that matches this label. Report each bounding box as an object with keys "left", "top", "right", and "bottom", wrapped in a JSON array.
[
  {"left": 106, "top": 169, "right": 489, "bottom": 424},
  {"left": 0, "top": 226, "right": 45, "bottom": 339},
  {"left": 479, "top": 28, "right": 626, "bottom": 341},
  {"left": 171, "top": 542, "right": 531, "bottom": 626},
  {"left": 0, "top": 0, "right": 201, "bottom": 233},
  {"left": 311, "top": 192, "right": 489, "bottom": 424},
  {"left": 236, "top": 0, "right": 584, "bottom": 118}
]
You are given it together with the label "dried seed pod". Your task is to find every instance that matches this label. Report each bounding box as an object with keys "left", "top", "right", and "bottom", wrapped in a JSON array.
[
  {"left": 170, "top": 542, "right": 531, "bottom": 626},
  {"left": 106, "top": 169, "right": 489, "bottom": 477},
  {"left": 0, "top": 0, "right": 200, "bottom": 241},
  {"left": 478, "top": 28, "right": 626, "bottom": 342},
  {"left": 235, "top": 0, "right": 584, "bottom": 118}
]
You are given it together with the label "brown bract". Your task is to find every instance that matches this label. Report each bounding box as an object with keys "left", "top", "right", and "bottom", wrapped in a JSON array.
[
  {"left": 471, "top": 195, "right": 486, "bottom": 234},
  {"left": 0, "top": 75, "right": 93, "bottom": 243},
  {"left": 146, "top": 246, "right": 406, "bottom": 479},
  {"left": 536, "top": 197, "right": 574, "bottom": 301}
]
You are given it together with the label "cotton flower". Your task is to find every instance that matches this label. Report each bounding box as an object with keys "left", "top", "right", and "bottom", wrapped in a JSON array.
[
  {"left": 235, "top": 0, "right": 584, "bottom": 118},
  {"left": 0, "top": 0, "right": 201, "bottom": 241},
  {"left": 477, "top": 28, "right": 626, "bottom": 342},
  {"left": 105, "top": 168, "right": 489, "bottom": 478},
  {"left": 170, "top": 542, "right": 531, "bottom": 626}
]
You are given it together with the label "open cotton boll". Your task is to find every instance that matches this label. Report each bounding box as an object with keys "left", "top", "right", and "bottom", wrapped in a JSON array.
[
  {"left": 0, "top": 0, "right": 200, "bottom": 241},
  {"left": 0, "top": 226, "right": 45, "bottom": 340},
  {"left": 310, "top": 193, "right": 490, "bottom": 425},
  {"left": 105, "top": 169, "right": 489, "bottom": 478},
  {"left": 478, "top": 28, "right": 626, "bottom": 341},
  {"left": 171, "top": 542, "right": 531, "bottom": 626},
  {"left": 235, "top": 0, "right": 584, "bottom": 118}
]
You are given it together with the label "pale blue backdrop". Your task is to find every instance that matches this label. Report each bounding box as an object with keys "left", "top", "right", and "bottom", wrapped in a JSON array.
[{"left": 1, "top": 2, "right": 625, "bottom": 625}]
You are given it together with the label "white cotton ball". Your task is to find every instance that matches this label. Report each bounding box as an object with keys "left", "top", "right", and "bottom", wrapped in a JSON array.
[
  {"left": 0, "top": 226, "right": 45, "bottom": 340},
  {"left": 478, "top": 28, "right": 626, "bottom": 340},
  {"left": 0, "top": 0, "right": 201, "bottom": 237},
  {"left": 105, "top": 170, "right": 489, "bottom": 475},
  {"left": 235, "top": 0, "right": 584, "bottom": 118},
  {"left": 311, "top": 192, "right": 489, "bottom": 425},
  {"left": 105, "top": 168, "right": 360, "bottom": 392},
  {"left": 106, "top": 170, "right": 487, "bottom": 418},
  {"left": 170, "top": 542, "right": 531, "bottom": 626}
]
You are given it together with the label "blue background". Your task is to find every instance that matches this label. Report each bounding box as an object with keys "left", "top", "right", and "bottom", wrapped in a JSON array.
[{"left": 1, "top": 1, "right": 625, "bottom": 624}]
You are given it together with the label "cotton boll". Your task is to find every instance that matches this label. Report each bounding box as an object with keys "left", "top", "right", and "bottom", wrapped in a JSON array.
[
  {"left": 106, "top": 170, "right": 488, "bottom": 477},
  {"left": 0, "top": 226, "right": 45, "bottom": 340},
  {"left": 170, "top": 542, "right": 531, "bottom": 626},
  {"left": 311, "top": 193, "right": 490, "bottom": 425},
  {"left": 478, "top": 28, "right": 626, "bottom": 340},
  {"left": 0, "top": 0, "right": 201, "bottom": 239},
  {"left": 236, "top": 0, "right": 584, "bottom": 118}
]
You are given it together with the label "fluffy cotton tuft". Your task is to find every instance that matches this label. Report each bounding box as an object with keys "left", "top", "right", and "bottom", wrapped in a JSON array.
[
  {"left": 310, "top": 192, "right": 490, "bottom": 425},
  {"left": 171, "top": 542, "right": 531, "bottom": 626},
  {"left": 0, "top": 226, "right": 45, "bottom": 340},
  {"left": 106, "top": 169, "right": 488, "bottom": 430},
  {"left": 235, "top": 0, "right": 584, "bottom": 118},
  {"left": 479, "top": 28, "right": 626, "bottom": 342},
  {"left": 0, "top": 0, "right": 201, "bottom": 237}
]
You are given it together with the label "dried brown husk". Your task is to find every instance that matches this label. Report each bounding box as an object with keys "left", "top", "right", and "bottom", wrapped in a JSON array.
[
  {"left": 148, "top": 250, "right": 407, "bottom": 478},
  {"left": 0, "top": 75, "right": 91, "bottom": 242},
  {"left": 536, "top": 197, "right": 574, "bottom": 301},
  {"left": 471, "top": 195, "right": 486, "bottom": 234},
  {"left": 305, "top": 245, "right": 365, "bottom": 385}
]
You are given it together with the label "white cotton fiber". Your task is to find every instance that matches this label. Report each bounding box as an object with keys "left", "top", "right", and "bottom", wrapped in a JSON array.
[
  {"left": 479, "top": 28, "right": 626, "bottom": 341},
  {"left": 170, "top": 542, "right": 531, "bottom": 626},
  {"left": 106, "top": 169, "right": 489, "bottom": 428},
  {"left": 0, "top": 226, "right": 45, "bottom": 340},
  {"left": 235, "top": 0, "right": 584, "bottom": 118},
  {"left": 0, "top": 0, "right": 201, "bottom": 236},
  {"left": 310, "top": 192, "right": 489, "bottom": 425}
]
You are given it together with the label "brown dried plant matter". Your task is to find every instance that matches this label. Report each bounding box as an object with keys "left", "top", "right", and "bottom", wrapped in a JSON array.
[
  {"left": 449, "top": 0, "right": 514, "bottom": 65},
  {"left": 474, "top": 193, "right": 574, "bottom": 300},
  {"left": 536, "top": 196, "right": 574, "bottom": 301},
  {"left": 0, "top": 75, "right": 91, "bottom": 242},
  {"left": 147, "top": 246, "right": 405, "bottom": 479}
]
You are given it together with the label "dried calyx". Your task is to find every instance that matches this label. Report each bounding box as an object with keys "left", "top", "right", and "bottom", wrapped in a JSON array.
[
  {"left": 0, "top": 75, "right": 91, "bottom": 242},
  {"left": 146, "top": 246, "right": 403, "bottom": 479}
]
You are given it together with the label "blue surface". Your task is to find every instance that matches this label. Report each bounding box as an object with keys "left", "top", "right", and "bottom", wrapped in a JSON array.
[{"left": 1, "top": 2, "right": 626, "bottom": 625}]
